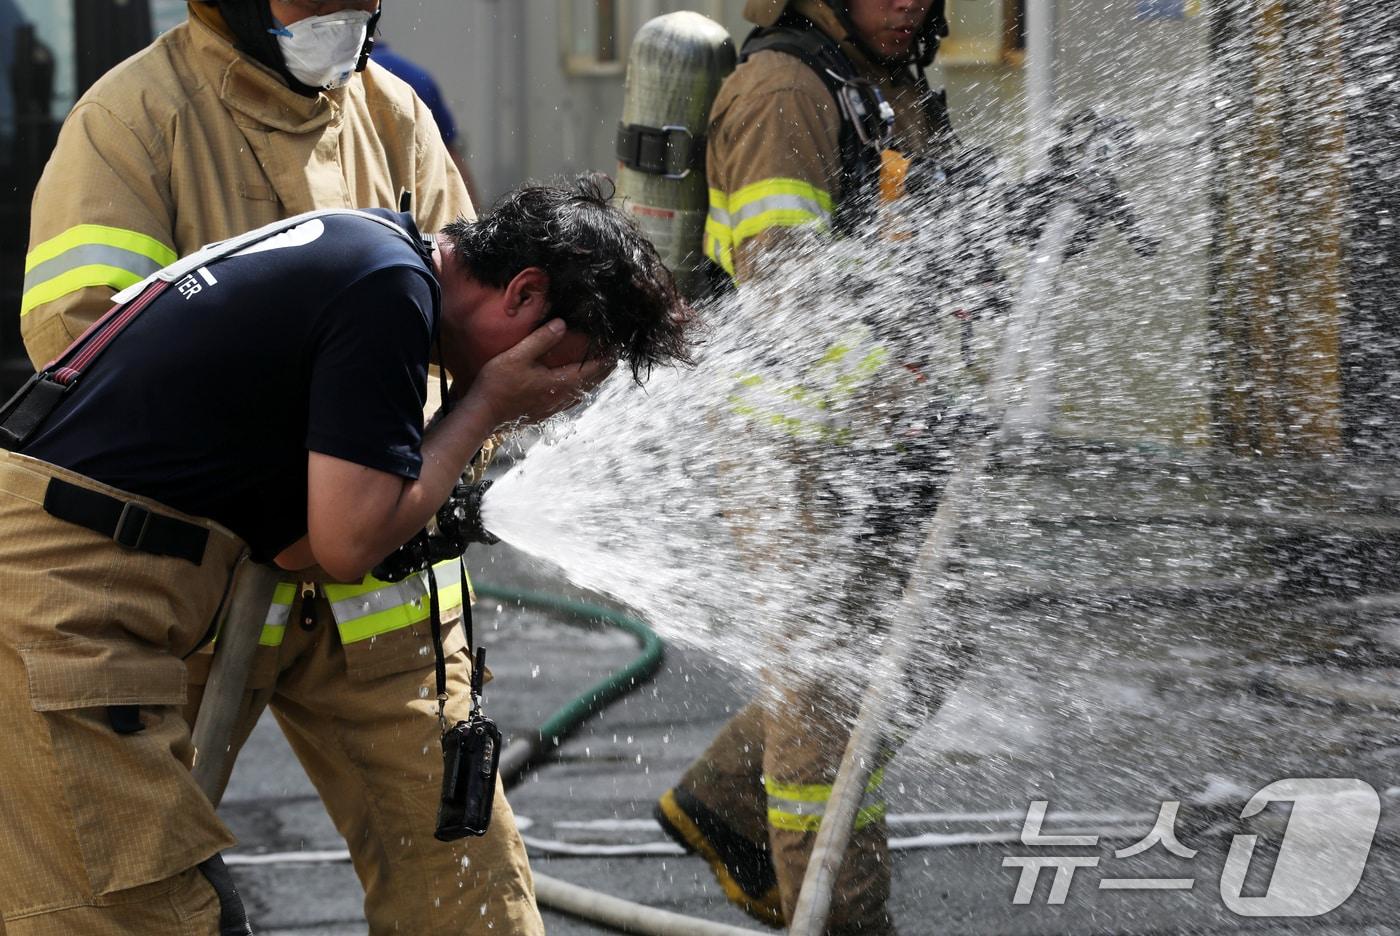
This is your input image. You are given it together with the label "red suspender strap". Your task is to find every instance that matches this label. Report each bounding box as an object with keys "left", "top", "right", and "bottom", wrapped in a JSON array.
[
  {"left": 49, "top": 278, "right": 172, "bottom": 384},
  {"left": 0, "top": 278, "right": 171, "bottom": 450}
]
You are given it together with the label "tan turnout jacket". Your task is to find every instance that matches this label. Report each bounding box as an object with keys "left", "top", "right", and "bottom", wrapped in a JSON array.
[
  {"left": 20, "top": 4, "right": 475, "bottom": 661},
  {"left": 22, "top": 5, "right": 470, "bottom": 364},
  {"left": 704, "top": 0, "right": 944, "bottom": 283}
]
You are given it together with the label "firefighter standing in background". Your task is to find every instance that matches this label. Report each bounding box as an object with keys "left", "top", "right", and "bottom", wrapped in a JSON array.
[
  {"left": 654, "top": 0, "right": 958, "bottom": 932},
  {"left": 18, "top": 2, "right": 541, "bottom": 932}
]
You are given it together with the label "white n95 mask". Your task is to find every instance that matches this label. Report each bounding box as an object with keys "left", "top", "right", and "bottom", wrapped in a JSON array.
[{"left": 271, "top": 9, "right": 374, "bottom": 90}]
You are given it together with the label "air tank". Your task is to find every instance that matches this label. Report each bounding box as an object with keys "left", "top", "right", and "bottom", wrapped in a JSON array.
[{"left": 615, "top": 12, "right": 735, "bottom": 299}]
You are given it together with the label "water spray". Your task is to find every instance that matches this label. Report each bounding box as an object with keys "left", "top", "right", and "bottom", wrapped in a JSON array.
[{"left": 789, "top": 114, "right": 1163, "bottom": 934}]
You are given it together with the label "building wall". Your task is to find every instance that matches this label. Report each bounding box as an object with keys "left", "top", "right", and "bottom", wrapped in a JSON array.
[{"left": 1049, "top": 0, "right": 1214, "bottom": 446}]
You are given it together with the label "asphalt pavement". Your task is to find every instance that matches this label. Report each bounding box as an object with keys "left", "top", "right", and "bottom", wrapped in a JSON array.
[{"left": 223, "top": 475, "right": 1400, "bottom": 935}]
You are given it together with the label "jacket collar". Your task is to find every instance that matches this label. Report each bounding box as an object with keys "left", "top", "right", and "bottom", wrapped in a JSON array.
[
  {"left": 791, "top": 0, "right": 914, "bottom": 85},
  {"left": 186, "top": 5, "right": 343, "bottom": 134},
  {"left": 188, "top": 1, "right": 234, "bottom": 43}
]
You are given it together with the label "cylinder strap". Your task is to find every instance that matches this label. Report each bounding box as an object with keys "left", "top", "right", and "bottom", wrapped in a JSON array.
[{"left": 616, "top": 122, "right": 706, "bottom": 179}]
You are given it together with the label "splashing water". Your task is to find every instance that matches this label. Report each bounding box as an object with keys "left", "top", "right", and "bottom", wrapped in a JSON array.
[{"left": 483, "top": 165, "right": 1019, "bottom": 697}]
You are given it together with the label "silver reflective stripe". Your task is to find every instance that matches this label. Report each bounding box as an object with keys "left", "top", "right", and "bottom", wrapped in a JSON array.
[
  {"left": 708, "top": 203, "right": 733, "bottom": 227},
  {"left": 264, "top": 601, "right": 292, "bottom": 629},
  {"left": 730, "top": 194, "right": 831, "bottom": 227},
  {"left": 767, "top": 794, "right": 828, "bottom": 819},
  {"left": 767, "top": 786, "right": 883, "bottom": 819},
  {"left": 327, "top": 563, "right": 463, "bottom": 623},
  {"left": 22, "top": 245, "right": 165, "bottom": 295}
]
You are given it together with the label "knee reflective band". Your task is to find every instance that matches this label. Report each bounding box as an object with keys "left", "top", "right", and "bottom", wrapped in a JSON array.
[
  {"left": 21, "top": 224, "right": 178, "bottom": 316},
  {"left": 764, "top": 768, "right": 885, "bottom": 833},
  {"left": 197, "top": 854, "right": 254, "bottom": 936}
]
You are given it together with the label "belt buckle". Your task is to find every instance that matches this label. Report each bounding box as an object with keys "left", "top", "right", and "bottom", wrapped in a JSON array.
[{"left": 114, "top": 501, "right": 152, "bottom": 551}]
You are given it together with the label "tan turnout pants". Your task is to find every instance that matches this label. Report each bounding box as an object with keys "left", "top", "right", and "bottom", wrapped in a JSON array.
[
  {"left": 0, "top": 450, "right": 540, "bottom": 935},
  {"left": 674, "top": 683, "right": 895, "bottom": 935},
  {"left": 182, "top": 598, "right": 543, "bottom": 935},
  {"left": 0, "top": 452, "right": 246, "bottom": 935},
  {"left": 673, "top": 431, "right": 962, "bottom": 934}
]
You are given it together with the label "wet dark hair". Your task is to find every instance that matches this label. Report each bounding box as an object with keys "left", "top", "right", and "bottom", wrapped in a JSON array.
[{"left": 442, "top": 175, "right": 693, "bottom": 383}]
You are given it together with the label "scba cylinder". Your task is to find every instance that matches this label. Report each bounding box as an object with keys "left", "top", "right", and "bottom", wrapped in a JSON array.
[{"left": 615, "top": 12, "right": 735, "bottom": 299}]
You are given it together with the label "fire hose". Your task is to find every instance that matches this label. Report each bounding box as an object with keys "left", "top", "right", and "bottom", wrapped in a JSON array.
[
  {"left": 790, "top": 115, "right": 1161, "bottom": 933},
  {"left": 192, "top": 577, "right": 764, "bottom": 935}
]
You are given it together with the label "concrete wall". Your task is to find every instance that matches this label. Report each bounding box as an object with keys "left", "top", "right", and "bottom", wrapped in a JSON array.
[{"left": 1048, "top": 0, "right": 1215, "bottom": 446}]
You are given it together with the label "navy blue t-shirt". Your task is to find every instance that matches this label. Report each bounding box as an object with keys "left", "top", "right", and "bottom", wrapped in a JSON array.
[{"left": 23, "top": 210, "right": 439, "bottom": 559}]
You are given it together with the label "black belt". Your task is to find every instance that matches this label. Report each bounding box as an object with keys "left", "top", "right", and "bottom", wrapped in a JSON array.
[{"left": 43, "top": 478, "right": 208, "bottom": 565}]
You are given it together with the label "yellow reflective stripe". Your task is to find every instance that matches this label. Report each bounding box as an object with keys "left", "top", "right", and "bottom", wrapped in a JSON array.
[
  {"left": 26, "top": 224, "right": 177, "bottom": 272},
  {"left": 21, "top": 266, "right": 144, "bottom": 316},
  {"left": 329, "top": 561, "right": 465, "bottom": 644},
  {"left": 764, "top": 768, "right": 883, "bottom": 803},
  {"left": 268, "top": 582, "right": 298, "bottom": 607},
  {"left": 732, "top": 207, "right": 829, "bottom": 245},
  {"left": 22, "top": 225, "right": 178, "bottom": 317},
  {"left": 854, "top": 803, "right": 887, "bottom": 830},
  {"left": 705, "top": 178, "right": 831, "bottom": 270},
  {"left": 727, "top": 398, "right": 852, "bottom": 444},
  {"left": 335, "top": 580, "right": 464, "bottom": 643},
  {"left": 705, "top": 188, "right": 735, "bottom": 276},
  {"left": 766, "top": 803, "right": 886, "bottom": 833},
  {"left": 726, "top": 342, "right": 888, "bottom": 444},
  {"left": 727, "top": 178, "right": 834, "bottom": 217},
  {"left": 322, "top": 560, "right": 462, "bottom": 604},
  {"left": 704, "top": 216, "right": 734, "bottom": 276},
  {"left": 258, "top": 582, "right": 298, "bottom": 647},
  {"left": 322, "top": 576, "right": 399, "bottom": 601},
  {"left": 765, "top": 769, "right": 886, "bottom": 832},
  {"left": 725, "top": 178, "right": 832, "bottom": 247}
]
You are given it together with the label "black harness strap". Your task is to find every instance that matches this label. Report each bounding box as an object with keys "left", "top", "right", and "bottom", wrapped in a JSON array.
[
  {"left": 427, "top": 556, "right": 482, "bottom": 734},
  {"left": 43, "top": 478, "right": 210, "bottom": 564},
  {"left": 0, "top": 278, "right": 171, "bottom": 451},
  {"left": 616, "top": 123, "right": 706, "bottom": 179},
  {"left": 739, "top": 21, "right": 892, "bottom": 232}
]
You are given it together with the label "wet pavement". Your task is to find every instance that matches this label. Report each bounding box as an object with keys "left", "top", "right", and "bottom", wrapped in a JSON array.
[{"left": 222, "top": 452, "right": 1400, "bottom": 934}]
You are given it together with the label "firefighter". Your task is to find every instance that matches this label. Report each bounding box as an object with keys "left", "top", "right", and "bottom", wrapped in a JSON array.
[
  {"left": 0, "top": 181, "right": 690, "bottom": 934},
  {"left": 16, "top": 2, "right": 531, "bottom": 932},
  {"left": 654, "top": 1, "right": 960, "bottom": 931}
]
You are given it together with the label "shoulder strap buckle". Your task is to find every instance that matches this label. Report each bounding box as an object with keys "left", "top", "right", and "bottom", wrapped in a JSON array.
[{"left": 0, "top": 371, "right": 71, "bottom": 450}]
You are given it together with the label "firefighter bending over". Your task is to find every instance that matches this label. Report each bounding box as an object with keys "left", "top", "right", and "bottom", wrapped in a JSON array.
[
  {"left": 0, "top": 180, "right": 691, "bottom": 934},
  {"left": 14, "top": 1, "right": 532, "bottom": 930}
]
